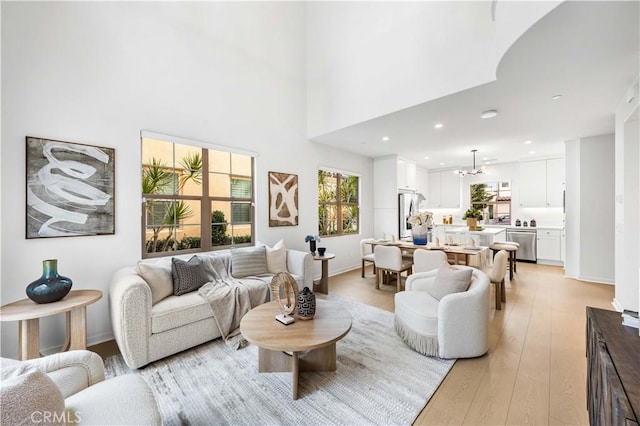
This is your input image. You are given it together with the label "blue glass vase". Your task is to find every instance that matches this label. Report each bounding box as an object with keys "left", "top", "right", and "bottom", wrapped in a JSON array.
[
  {"left": 26, "top": 259, "right": 73, "bottom": 304},
  {"left": 412, "top": 224, "right": 428, "bottom": 245}
]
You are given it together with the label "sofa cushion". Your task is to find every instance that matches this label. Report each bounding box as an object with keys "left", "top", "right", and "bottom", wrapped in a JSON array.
[
  {"left": 137, "top": 260, "right": 173, "bottom": 304},
  {"left": 231, "top": 246, "right": 269, "bottom": 278},
  {"left": 265, "top": 240, "right": 287, "bottom": 273},
  {"left": 394, "top": 291, "right": 439, "bottom": 336},
  {"left": 171, "top": 256, "right": 209, "bottom": 296},
  {"left": 428, "top": 265, "right": 472, "bottom": 301},
  {"left": 151, "top": 292, "right": 213, "bottom": 334}
]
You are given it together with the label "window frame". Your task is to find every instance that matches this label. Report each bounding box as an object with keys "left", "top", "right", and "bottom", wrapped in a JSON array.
[
  {"left": 317, "top": 168, "right": 360, "bottom": 237},
  {"left": 141, "top": 131, "right": 256, "bottom": 258},
  {"left": 469, "top": 180, "right": 511, "bottom": 223}
]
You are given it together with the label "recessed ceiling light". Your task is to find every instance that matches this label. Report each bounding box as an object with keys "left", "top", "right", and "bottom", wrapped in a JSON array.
[
  {"left": 434, "top": 123, "right": 443, "bottom": 129},
  {"left": 551, "top": 94, "right": 563, "bottom": 100},
  {"left": 523, "top": 140, "right": 532, "bottom": 144},
  {"left": 439, "top": 162, "right": 445, "bottom": 166},
  {"left": 481, "top": 110, "right": 498, "bottom": 119},
  {"left": 424, "top": 156, "right": 430, "bottom": 160},
  {"left": 382, "top": 136, "right": 390, "bottom": 141},
  {"left": 529, "top": 150, "right": 536, "bottom": 154}
]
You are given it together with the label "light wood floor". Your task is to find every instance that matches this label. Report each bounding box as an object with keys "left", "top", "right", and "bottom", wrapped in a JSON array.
[
  {"left": 91, "top": 261, "right": 614, "bottom": 425},
  {"left": 329, "top": 262, "right": 614, "bottom": 426}
]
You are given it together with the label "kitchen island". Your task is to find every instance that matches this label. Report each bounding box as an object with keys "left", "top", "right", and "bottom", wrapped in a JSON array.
[{"left": 432, "top": 224, "right": 506, "bottom": 247}]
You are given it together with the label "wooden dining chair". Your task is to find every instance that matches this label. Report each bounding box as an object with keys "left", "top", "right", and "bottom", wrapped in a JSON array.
[{"left": 374, "top": 245, "right": 413, "bottom": 292}]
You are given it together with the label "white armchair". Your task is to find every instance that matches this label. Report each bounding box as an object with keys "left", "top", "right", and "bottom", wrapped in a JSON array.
[
  {"left": 394, "top": 267, "right": 490, "bottom": 359},
  {"left": 0, "top": 350, "right": 161, "bottom": 425}
]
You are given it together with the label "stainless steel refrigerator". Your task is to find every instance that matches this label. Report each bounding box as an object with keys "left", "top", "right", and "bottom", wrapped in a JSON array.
[{"left": 398, "top": 192, "right": 425, "bottom": 238}]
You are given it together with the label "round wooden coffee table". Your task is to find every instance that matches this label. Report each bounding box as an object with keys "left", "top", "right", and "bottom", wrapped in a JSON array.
[{"left": 240, "top": 299, "right": 352, "bottom": 400}]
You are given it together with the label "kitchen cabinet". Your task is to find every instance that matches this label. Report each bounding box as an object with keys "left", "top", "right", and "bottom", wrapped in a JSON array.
[
  {"left": 427, "top": 171, "right": 461, "bottom": 208},
  {"left": 537, "top": 228, "right": 562, "bottom": 262},
  {"left": 397, "top": 158, "right": 417, "bottom": 191},
  {"left": 519, "top": 159, "right": 565, "bottom": 207}
]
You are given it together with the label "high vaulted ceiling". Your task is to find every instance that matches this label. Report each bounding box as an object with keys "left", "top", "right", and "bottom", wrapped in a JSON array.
[{"left": 310, "top": 1, "right": 639, "bottom": 171}]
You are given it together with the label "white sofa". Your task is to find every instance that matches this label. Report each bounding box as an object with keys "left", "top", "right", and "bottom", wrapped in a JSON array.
[
  {"left": 0, "top": 350, "right": 161, "bottom": 425},
  {"left": 394, "top": 267, "right": 490, "bottom": 359},
  {"left": 110, "top": 247, "right": 313, "bottom": 369}
]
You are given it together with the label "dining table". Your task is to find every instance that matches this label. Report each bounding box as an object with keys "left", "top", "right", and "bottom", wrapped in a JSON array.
[{"left": 367, "top": 238, "right": 489, "bottom": 268}]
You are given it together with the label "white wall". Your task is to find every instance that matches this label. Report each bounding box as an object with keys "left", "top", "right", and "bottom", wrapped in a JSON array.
[
  {"left": 1, "top": 2, "right": 373, "bottom": 358},
  {"left": 306, "top": 1, "right": 497, "bottom": 138},
  {"left": 373, "top": 155, "right": 398, "bottom": 239},
  {"left": 564, "top": 140, "right": 581, "bottom": 279},
  {"left": 565, "top": 135, "right": 615, "bottom": 285},
  {"left": 614, "top": 75, "right": 640, "bottom": 312},
  {"left": 579, "top": 135, "right": 615, "bottom": 283},
  {"left": 306, "top": 1, "right": 563, "bottom": 139}
]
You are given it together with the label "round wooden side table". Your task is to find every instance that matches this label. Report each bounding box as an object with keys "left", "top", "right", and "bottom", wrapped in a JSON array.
[
  {"left": 0, "top": 289, "right": 102, "bottom": 360},
  {"left": 312, "top": 253, "right": 335, "bottom": 294}
]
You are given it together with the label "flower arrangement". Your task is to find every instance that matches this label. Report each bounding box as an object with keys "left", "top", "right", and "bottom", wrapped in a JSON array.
[
  {"left": 304, "top": 235, "right": 321, "bottom": 243},
  {"left": 407, "top": 211, "right": 433, "bottom": 227}
]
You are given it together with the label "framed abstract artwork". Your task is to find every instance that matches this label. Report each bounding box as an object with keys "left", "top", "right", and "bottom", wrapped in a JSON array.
[
  {"left": 268, "top": 171, "right": 298, "bottom": 227},
  {"left": 25, "top": 136, "right": 115, "bottom": 238}
]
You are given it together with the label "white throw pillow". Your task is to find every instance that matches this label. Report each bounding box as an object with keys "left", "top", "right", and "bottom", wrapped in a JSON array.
[
  {"left": 137, "top": 260, "right": 173, "bottom": 304},
  {"left": 266, "top": 240, "right": 287, "bottom": 273},
  {"left": 428, "top": 265, "right": 473, "bottom": 301},
  {"left": 231, "top": 246, "right": 269, "bottom": 278}
]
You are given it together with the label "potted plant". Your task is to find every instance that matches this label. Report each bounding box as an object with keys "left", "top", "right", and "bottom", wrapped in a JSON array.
[{"left": 462, "top": 207, "right": 483, "bottom": 230}]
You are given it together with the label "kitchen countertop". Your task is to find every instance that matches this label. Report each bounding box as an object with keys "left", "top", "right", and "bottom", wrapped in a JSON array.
[
  {"left": 441, "top": 227, "right": 507, "bottom": 235},
  {"left": 433, "top": 224, "right": 564, "bottom": 230}
]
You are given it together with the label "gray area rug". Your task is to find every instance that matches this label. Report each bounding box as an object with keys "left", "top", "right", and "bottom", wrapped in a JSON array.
[{"left": 104, "top": 294, "right": 454, "bottom": 425}]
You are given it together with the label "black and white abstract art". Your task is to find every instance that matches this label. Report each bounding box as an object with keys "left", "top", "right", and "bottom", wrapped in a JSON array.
[{"left": 26, "top": 137, "right": 115, "bottom": 239}]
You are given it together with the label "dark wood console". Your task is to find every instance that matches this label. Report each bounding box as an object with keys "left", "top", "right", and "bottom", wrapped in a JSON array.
[{"left": 586, "top": 307, "right": 640, "bottom": 425}]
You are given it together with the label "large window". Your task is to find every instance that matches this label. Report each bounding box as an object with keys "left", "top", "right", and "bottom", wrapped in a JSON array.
[
  {"left": 141, "top": 133, "right": 255, "bottom": 257},
  {"left": 318, "top": 169, "right": 359, "bottom": 236},
  {"left": 470, "top": 181, "right": 511, "bottom": 224}
]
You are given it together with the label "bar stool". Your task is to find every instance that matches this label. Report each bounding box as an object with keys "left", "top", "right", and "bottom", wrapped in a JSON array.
[{"left": 490, "top": 241, "right": 519, "bottom": 280}]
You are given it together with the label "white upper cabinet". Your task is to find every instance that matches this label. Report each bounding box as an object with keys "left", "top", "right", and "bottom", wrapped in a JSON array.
[
  {"left": 415, "top": 167, "right": 428, "bottom": 196},
  {"left": 545, "top": 158, "right": 565, "bottom": 207},
  {"left": 519, "top": 159, "right": 565, "bottom": 207},
  {"left": 397, "top": 158, "right": 417, "bottom": 190},
  {"left": 427, "top": 171, "right": 461, "bottom": 208}
]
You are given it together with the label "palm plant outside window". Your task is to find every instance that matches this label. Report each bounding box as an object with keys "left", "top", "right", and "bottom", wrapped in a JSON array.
[
  {"left": 318, "top": 170, "right": 359, "bottom": 236},
  {"left": 141, "top": 135, "right": 254, "bottom": 258}
]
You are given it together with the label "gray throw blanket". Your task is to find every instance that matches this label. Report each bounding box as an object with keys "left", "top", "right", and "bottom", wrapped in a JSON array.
[{"left": 198, "top": 255, "right": 270, "bottom": 349}]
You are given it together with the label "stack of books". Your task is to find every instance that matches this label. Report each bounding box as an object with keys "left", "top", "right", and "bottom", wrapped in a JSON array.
[{"left": 622, "top": 310, "right": 639, "bottom": 328}]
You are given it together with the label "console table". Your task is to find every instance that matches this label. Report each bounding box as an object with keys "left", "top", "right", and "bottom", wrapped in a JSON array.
[
  {"left": 0, "top": 289, "right": 102, "bottom": 360},
  {"left": 586, "top": 307, "right": 639, "bottom": 425}
]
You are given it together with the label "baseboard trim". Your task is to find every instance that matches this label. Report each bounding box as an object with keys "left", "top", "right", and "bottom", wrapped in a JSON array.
[
  {"left": 576, "top": 275, "right": 614, "bottom": 285},
  {"left": 40, "top": 331, "right": 114, "bottom": 356}
]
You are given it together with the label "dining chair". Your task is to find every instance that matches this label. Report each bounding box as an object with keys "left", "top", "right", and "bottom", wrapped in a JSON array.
[
  {"left": 488, "top": 249, "right": 508, "bottom": 310},
  {"left": 360, "top": 238, "right": 377, "bottom": 278},
  {"left": 374, "top": 245, "right": 413, "bottom": 292},
  {"left": 413, "top": 249, "right": 448, "bottom": 273}
]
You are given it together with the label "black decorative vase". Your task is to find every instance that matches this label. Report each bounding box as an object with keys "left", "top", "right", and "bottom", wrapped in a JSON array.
[
  {"left": 309, "top": 240, "right": 317, "bottom": 255},
  {"left": 296, "top": 286, "right": 316, "bottom": 320},
  {"left": 26, "top": 259, "right": 73, "bottom": 304}
]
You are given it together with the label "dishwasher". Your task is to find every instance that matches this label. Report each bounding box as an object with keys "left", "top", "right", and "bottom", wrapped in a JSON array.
[{"left": 506, "top": 228, "right": 537, "bottom": 262}]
